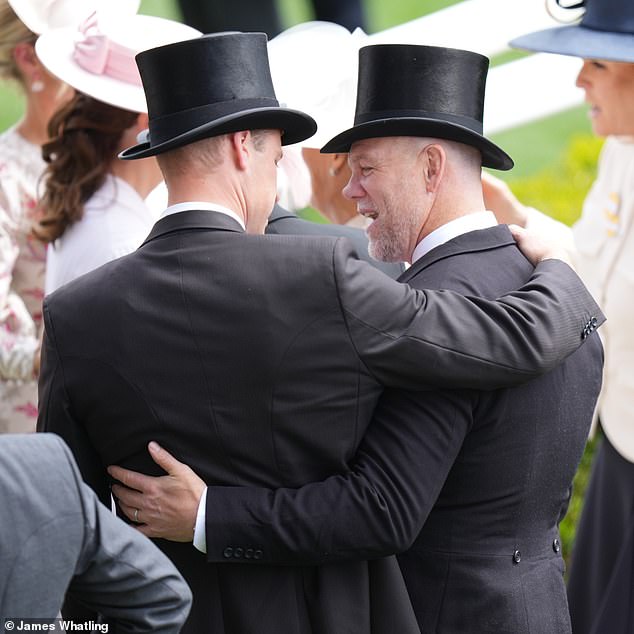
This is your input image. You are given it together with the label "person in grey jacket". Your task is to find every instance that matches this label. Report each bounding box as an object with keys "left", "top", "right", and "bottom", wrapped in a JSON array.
[{"left": 0, "top": 433, "right": 191, "bottom": 632}]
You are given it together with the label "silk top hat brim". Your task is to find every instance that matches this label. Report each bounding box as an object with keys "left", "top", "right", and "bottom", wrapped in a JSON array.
[
  {"left": 119, "top": 107, "right": 317, "bottom": 159},
  {"left": 321, "top": 118, "right": 513, "bottom": 170},
  {"left": 510, "top": 0, "right": 634, "bottom": 64},
  {"left": 119, "top": 32, "right": 316, "bottom": 160},
  {"left": 321, "top": 44, "right": 513, "bottom": 171}
]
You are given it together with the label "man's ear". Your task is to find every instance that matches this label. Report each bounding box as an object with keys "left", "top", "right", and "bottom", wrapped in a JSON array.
[
  {"left": 136, "top": 112, "right": 150, "bottom": 131},
  {"left": 330, "top": 153, "right": 348, "bottom": 176},
  {"left": 421, "top": 144, "right": 446, "bottom": 194},
  {"left": 230, "top": 130, "right": 251, "bottom": 170}
]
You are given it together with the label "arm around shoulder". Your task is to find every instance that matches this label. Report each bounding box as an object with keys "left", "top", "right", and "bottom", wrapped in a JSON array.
[{"left": 333, "top": 238, "right": 603, "bottom": 390}]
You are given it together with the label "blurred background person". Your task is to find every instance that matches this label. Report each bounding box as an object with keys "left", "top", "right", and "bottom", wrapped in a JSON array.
[
  {"left": 268, "top": 22, "right": 367, "bottom": 228},
  {"left": 0, "top": 0, "right": 142, "bottom": 433},
  {"left": 0, "top": 0, "right": 80, "bottom": 433},
  {"left": 268, "top": 21, "right": 367, "bottom": 228},
  {"left": 176, "top": 0, "right": 366, "bottom": 38},
  {"left": 482, "top": 1, "right": 634, "bottom": 632},
  {"left": 267, "top": 21, "right": 402, "bottom": 278},
  {"left": 33, "top": 12, "right": 199, "bottom": 293}
]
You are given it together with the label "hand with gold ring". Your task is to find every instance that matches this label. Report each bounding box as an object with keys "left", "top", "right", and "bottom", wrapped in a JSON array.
[{"left": 109, "top": 441, "right": 205, "bottom": 542}]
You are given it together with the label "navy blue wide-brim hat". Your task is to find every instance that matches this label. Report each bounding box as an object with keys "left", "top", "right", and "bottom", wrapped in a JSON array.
[
  {"left": 321, "top": 44, "right": 513, "bottom": 171},
  {"left": 120, "top": 32, "right": 316, "bottom": 160},
  {"left": 510, "top": 0, "right": 634, "bottom": 63}
]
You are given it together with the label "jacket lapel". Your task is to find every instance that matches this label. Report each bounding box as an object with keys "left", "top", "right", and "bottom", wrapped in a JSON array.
[{"left": 398, "top": 224, "right": 516, "bottom": 284}]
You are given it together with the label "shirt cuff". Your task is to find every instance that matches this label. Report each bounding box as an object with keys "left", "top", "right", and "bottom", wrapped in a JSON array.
[{"left": 193, "top": 487, "right": 208, "bottom": 553}]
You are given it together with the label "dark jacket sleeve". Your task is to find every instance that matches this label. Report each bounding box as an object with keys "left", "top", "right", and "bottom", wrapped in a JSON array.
[
  {"left": 331, "top": 239, "right": 603, "bottom": 390},
  {"left": 204, "top": 387, "right": 474, "bottom": 564},
  {"left": 37, "top": 300, "right": 110, "bottom": 507}
]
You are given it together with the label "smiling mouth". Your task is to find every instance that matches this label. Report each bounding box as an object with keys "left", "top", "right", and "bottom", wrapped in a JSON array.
[{"left": 358, "top": 209, "right": 378, "bottom": 221}]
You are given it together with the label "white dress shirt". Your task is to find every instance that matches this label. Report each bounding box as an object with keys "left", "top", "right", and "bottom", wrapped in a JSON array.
[
  {"left": 411, "top": 211, "right": 497, "bottom": 264},
  {"left": 45, "top": 175, "right": 158, "bottom": 293},
  {"left": 160, "top": 201, "right": 245, "bottom": 230}
]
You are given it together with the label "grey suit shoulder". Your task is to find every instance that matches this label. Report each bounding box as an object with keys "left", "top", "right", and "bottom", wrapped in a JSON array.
[{"left": 0, "top": 433, "right": 191, "bottom": 631}]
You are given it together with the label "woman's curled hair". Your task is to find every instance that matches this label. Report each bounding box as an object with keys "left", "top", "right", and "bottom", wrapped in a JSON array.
[{"left": 35, "top": 92, "right": 138, "bottom": 243}]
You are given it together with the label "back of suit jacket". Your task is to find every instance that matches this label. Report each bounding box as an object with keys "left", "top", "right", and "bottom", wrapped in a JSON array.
[
  {"left": 37, "top": 212, "right": 601, "bottom": 632},
  {"left": 201, "top": 225, "right": 603, "bottom": 633}
]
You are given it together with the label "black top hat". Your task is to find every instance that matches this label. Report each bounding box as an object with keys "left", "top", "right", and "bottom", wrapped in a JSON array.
[
  {"left": 321, "top": 44, "right": 513, "bottom": 171},
  {"left": 510, "top": 0, "right": 634, "bottom": 63},
  {"left": 120, "top": 32, "right": 316, "bottom": 160}
]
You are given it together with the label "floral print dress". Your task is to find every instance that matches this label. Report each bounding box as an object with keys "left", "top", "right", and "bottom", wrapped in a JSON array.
[{"left": 0, "top": 126, "right": 47, "bottom": 433}]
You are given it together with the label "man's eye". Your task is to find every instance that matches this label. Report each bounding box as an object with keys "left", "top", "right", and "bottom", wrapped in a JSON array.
[{"left": 361, "top": 167, "right": 373, "bottom": 176}]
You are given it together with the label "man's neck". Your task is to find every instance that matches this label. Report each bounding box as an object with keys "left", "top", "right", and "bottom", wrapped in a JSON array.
[
  {"left": 166, "top": 181, "right": 245, "bottom": 226},
  {"left": 410, "top": 209, "right": 496, "bottom": 264}
]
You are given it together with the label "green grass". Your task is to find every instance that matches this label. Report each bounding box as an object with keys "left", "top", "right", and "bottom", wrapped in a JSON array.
[
  {"left": 139, "top": 0, "right": 181, "bottom": 20},
  {"left": 490, "top": 105, "right": 592, "bottom": 180},
  {"left": 561, "top": 435, "right": 598, "bottom": 570},
  {"left": 489, "top": 48, "right": 531, "bottom": 68},
  {"left": 0, "top": 81, "right": 25, "bottom": 132}
]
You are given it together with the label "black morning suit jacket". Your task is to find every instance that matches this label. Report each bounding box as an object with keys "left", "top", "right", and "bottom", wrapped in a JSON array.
[
  {"left": 37, "top": 211, "right": 602, "bottom": 633},
  {"left": 203, "top": 225, "right": 604, "bottom": 633}
]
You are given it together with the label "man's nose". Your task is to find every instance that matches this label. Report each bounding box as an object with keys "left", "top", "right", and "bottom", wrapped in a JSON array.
[{"left": 343, "top": 175, "right": 361, "bottom": 200}]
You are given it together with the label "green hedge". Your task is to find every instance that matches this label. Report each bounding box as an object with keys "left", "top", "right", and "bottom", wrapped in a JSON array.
[{"left": 508, "top": 134, "right": 603, "bottom": 227}]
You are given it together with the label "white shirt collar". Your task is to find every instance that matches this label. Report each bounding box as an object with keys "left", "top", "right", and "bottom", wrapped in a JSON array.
[
  {"left": 161, "top": 201, "right": 246, "bottom": 231},
  {"left": 411, "top": 211, "right": 497, "bottom": 264}
]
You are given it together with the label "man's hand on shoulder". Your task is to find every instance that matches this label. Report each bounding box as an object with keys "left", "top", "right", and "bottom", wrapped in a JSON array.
[
  {"left": 509, "top": 224, "right": 574, "bottom": 268},
  {"left": 108, "top": 442, "right": 206, "bottom": 542}
]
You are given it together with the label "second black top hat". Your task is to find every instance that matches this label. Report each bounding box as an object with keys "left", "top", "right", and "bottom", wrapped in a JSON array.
[
  {"left": 120, "top": 32, "right": 316, "bottom": 160},
  {"left": 321, "top": 44, "right": 513, "bottom": 171}
]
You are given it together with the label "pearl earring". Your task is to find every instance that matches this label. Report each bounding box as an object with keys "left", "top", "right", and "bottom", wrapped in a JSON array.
[
  {"left": 329, "top": 167, "right": 337, "bottom": 177},
  {"left": 31, "top": 79, "right": 44, "bottom": 93}
]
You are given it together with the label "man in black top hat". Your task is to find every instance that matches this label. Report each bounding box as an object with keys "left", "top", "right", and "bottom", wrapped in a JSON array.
[
  {"left": 180, "top": 44, "right": 598, "bottom": 632},
  {"left": 39, "top": 33, "right": 603, "bottom": 633}
]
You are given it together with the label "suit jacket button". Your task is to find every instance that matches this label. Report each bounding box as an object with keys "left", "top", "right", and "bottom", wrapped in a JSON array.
[
  {"left": 513, "top": 549, "right": 521, "bottom": 564},
  {"left": 223, "top": 547, "right": 233, "bottom": 559},
  {"left": 245, "top": 548, "right": 254, "bottom": 559},
  {"left": 254, "top": 549, "right": 263, "bottom": 560},
  {"left": 234, "top": 547, "right": 244, "bottom": 559},
  {"left": 553, "top": 538, "right": 561, "bottom": 553}
]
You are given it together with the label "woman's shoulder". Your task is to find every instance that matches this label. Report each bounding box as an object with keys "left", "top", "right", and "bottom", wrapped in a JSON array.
[{"left": 0, "top": 127, "right": 46, "bottom": 186}]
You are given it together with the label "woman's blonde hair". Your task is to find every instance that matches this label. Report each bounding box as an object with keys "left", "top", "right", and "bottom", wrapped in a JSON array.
[
  {"left": 0, "top": 0, "right": 35, "bottom": 85},
  {"left": 34, "top": 92, "right": 138, "bottom": 243}
]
